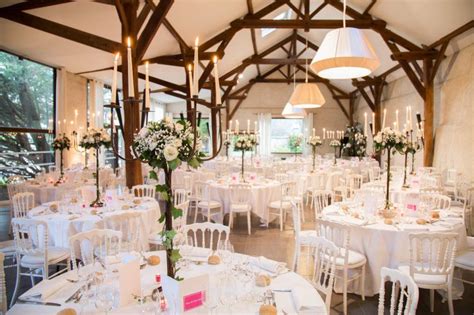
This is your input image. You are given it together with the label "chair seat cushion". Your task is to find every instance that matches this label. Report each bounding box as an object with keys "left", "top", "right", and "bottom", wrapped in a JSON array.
[
  {"left": 230, "top": 204, "right": 251, "bottom": 212},
  {"left": 197, "top": 200, "right": 221, "bottom": 209},
  {"left": 21, "top": 247, "right": 69, "bottom": 266},
  {"left": 268, "top": 200, "right": 292, "bottom": 209},
  {"left": 335, "top": 248, "right": 367, "bottom": 267},
  {"left": 455, "top": 249, "right": 474, "bottom": 271},
  {"left": 0, "top": 240, "right": 16, "bottom": 255},
  {"left": 398, "top": 265, "right": 448, "bottom": 286}
]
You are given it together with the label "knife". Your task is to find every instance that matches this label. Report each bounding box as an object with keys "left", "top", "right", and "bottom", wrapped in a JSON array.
[{"left": 17, "top": 298, "right": 61, "bottom": 307}]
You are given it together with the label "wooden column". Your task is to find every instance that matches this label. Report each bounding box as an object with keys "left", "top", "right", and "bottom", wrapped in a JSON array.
[
  {"left": 122, "top": 0, "right": 142, "bottom": 188},
  {"left": 423, "top": 58, "right": 434, "bottom": 166}
]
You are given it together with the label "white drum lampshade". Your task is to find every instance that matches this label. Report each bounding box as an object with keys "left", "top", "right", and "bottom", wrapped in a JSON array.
[
  {"left": 310, "top": 27, "right": 380, "bottom": 79},
  {"left": 281, "top": 102, "right": 306, "bottom": 118},
  {"left": 289, "top": 83, "right": 325, "bottom": 109}
]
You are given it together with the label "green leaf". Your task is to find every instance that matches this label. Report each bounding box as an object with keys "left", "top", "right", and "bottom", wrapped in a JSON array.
[
  {"left": 160, "top": 191, "right": 169, "bottom": 201},
  {"left": 171, "top": 206, "right": 183, "bottom": 219},
  {"left": 170, "top": 249, "right": 182, "bottom": 263},
  {"left": 168, "top": 159, "right": 180, "bottom": 170},
  {"left": 188, "top": 157, "right": 201, "bottom": 169},
  {"left": 155, "top": 184, "right": 168, "bottom": 192},
  {"left": 149, "top": 170, "right": 158, "bottom": 180},
  {"left": 158, "top": 213, "right": 166, "bottom": 223}
]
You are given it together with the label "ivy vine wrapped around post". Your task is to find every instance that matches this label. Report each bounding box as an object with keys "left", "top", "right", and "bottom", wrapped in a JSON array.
[
  {"left": 373, "top": 127, "right": 407, "bottom": 211},
  {"left": 133, "top": 117, "right": 204, "bottom": 279},
  {"left": 223, "top": 139, "right": 231, "bottom": 161},
  {"left": 401, "top": 131, "right": 422, "bottom": 187},
  {"left": 52, "top": 133, "right": 71, "bottom": 184},
  {"left": 233, "top": 134, "right": 255, "bottom": 182},
  {"left": 307, "top": 135, "right": 322, "bottom": 172},
  {"left": 329, "top": 139, "right": 341, "bottom": 165},
  {"left": 79, "top": 128, "right": 112, "bottom": 207}
]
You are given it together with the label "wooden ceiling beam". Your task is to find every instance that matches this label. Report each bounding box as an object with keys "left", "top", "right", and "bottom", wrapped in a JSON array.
[
  {"left": 136, "top": 0, "right": 173, "bottom": 61},
  {"left": 231, "top": 19, "right": 385, "bottom": 29},
  {"left": 249, "top": 58, "right": 307, "bottom": 65},
  {"left": 0, "top": 0, "right": 70, "bottom": 13},
  {"left": 1, "top": 11, "right": 122, "bottom": 53},
  {"left": 391, "top": 50, "right": 439, "bottom": 61},
  {"left": 309, "top": 2, "right": 327, "bottom": 19},
  {"left": 246, "top": 0, "right": 261, "bottom": 76}
]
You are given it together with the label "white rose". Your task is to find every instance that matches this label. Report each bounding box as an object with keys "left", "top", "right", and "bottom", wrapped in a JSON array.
[
  {"left": 138, "top": 127, "right": 149, "bottom": 138},
  {"left": 163, "top": 145, "right": 178, "bottom": 161},
  {"left": 175, "top": 123, "right": 184, "bottom": 132},
  {"left": 173, "top": 139, "right": 182, "bottom": 147},
  {"left": 164, "top": 117, "right": 172, "bottom": 124}
]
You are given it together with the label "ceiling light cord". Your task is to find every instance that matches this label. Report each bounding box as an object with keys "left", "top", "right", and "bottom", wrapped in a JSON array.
[
  {"left": 343, "top": 0, "right": 347, "bottom": 28},
  {"left": 305, "top": 36, "right": 308, "bottom": 83}
]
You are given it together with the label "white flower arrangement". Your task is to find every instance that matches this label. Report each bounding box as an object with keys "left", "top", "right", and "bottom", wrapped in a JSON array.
[
  {"left": 52, "top": 133, "right": 71, "bottom": 151},
  {"left": 307, "top": 135, "right": 322, "bottom": 147},
  {"left": 329, "top": 139, "right": 341, "bottom": 147},
  {"left": 373, "top": 127, "right": 407, "bottom": 153},
  {"left": 234, "top": 134, "right": 255, "bottom": 151},
  {"left": 133, "top": 117, "right": 204, "bottom": 169},
  {"left": 79, "top": 128, "right": 111, "bottom": 150}
]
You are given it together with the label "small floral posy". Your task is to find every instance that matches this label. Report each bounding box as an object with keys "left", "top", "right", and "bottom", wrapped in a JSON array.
[
  {"left": 233, "top": 134, "right": 255, "bottom": 152},
  {"left": 329, "top": 139, "right": 341, "bottom": 147},
  {"left": 133, "top": 117, "right": 205, "bottom": 279},
  {"left": 52, "top": 133, "right": 71, "bottom": 151},
  {"left": 307, "top": 135, "right": 322, "bottom": 147},
  {"left": 78, "top": 128, "right": 112, "bottom": 150}
]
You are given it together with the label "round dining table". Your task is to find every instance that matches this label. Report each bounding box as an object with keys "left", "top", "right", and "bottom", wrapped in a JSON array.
[
  {"left": 207, "top": 178, "right": 282, "bottom": 224},
  {"left": 321, "top": 202, "right": 468, "bottom": 297},
  {"left": 7, "top": 250, "right": 327, "bottom": 315},
  {"left": 27, "top": 195, "right": 161, "bottom": 254}
]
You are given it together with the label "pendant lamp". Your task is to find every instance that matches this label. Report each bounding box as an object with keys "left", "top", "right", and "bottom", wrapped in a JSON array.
[
  {"left": 289, "top": 38, "right": 325, "bottom": 109},
  {"left": 282, "top": 66, "right": 307, "bottom": 118},
  {"left": 310, "top": 0, "right": 379, "bottom": 79}
]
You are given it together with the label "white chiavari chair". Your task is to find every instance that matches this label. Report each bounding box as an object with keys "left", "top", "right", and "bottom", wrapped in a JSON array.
[
  {"left": 398, "top": 232, "right": 457, "bottom": 315},
  {"left": 275, "top": 173, "right": 289, "bottom": 183},
  {"left": 377, "top": 267, "right": 419, "bottom": 315},
  {"left": 104, "top": 212, "right": 143, "bottom": 252},
  {"left": 194, "top": 181, "right": 222, "bottom": 223},
  {"left": 312, "top": 237, "right": 338, "bottom": 314},
  {"left": 315, "top": 219, "right": 367, "bottom": 315},
  {"left": 12, "top": 192, "right": 35, "bottom": 218},
  {"left": 348, "top": 174, "right": 363, "bottom": 199},
  {"left": 0, "top": 253, "right": 6, "bottom": 315},
  {"left": 132, "top": 184, "right": 156, "bottom": 199},
  {"left": 69, "top": 229, "right": 122, "bottom": 269},
  {"left": 10, "top": 218, "right": 70, "bottom": 307},
  {"left": 444, "top": 169, "right": 460, "bottom": 199},
  {"left": 183, "top": 222, "right": 230, "bottom": 250},
  {"left": 228, "top": 184, "right": 252, "bottom": 235},
  {"left": 433, "top": 194, "right": 451, "bottom": 210},
  {"left": 454, "top": 236, "right": 474, "bottom": 286},
  {"left": 268, "top": 181, "right": 295, "bottom": 231},
  {"left": 290, "top": 201, "right": 317, "bottom": 272},
  {"left": 174, "top": 188, "right": 188, "bottom": 206}
]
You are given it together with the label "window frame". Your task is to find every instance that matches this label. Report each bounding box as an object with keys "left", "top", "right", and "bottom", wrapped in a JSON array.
[{"left": 270, "top": 117, "right": 304, "bottom": 154}]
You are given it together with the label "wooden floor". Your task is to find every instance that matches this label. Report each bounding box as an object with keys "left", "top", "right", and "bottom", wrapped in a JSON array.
[{"left": 1, "top": 205, "right": 473, "bottom": 314}]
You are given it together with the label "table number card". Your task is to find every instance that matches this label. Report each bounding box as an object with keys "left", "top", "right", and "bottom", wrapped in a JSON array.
[
  {"left": 118, "top": 258, "right": 141, "bottom": 306},
  {"left": 163, "top": 274, "right": 209, "bottom": 313}
]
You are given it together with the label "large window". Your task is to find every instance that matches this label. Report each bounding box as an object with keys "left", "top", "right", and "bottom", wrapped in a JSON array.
[
  {"left": 0, "top": 50, "right": 56, "bottom": 183},
  {"left": 270, "top": 118, "right": 304, "bottom": 154}
]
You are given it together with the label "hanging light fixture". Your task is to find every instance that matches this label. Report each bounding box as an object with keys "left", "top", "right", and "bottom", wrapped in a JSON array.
[
  {"left": 282, "top": 66, "right": 307, "bottom": 118},
  {"left": 289, "top": 38, "right": 325, "bottom": 109},
  {"left": 310, "top": 0, "right": 379, "bottom": 79}
]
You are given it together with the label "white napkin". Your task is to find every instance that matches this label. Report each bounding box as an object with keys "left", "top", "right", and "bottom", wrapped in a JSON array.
[
  {"left": 179, "top": 246, "right": 211, "bottom": 259},
  {"left": 251, "top": 256, "right": 286, "bottom": 275},
  {"left": 342, "top": 217, "right": 367, "bottom": 226},
  {"left": 291, "top": 286, "right": 327, "bottom": 314},
  {"left": 23, "top": 278, "right": 69, "bottom": 301}
]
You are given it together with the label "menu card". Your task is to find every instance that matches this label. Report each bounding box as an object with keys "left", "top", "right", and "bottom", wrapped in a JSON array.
[{"left": 118, "top": 257, "right": 141, "bottom": 306}]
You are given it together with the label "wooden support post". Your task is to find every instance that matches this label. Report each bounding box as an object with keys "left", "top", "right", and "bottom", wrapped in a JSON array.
[
  {"left": 423, "top": 58, "right": 434, "bottom": 166},
  {"left": 122, "top": 0, "right": 142, "bottom": 188}
]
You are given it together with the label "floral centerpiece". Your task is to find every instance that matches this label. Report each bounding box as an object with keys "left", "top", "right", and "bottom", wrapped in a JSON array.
[
  {"left": 307, "top": 135, "right": 322, "bottom": 172},
  {"left": 133, "top": 117, "right": 204, "bottom": 278},
  {"left": 329, "top": 139, "right": 341, "bottom": 165},
  {"left": 234, "top": 134, "right": 255, "bottom": 181},
  {"left": 52, "top": 133, "right": 71, "bottom": 182},
  {"left": 288, "top": 133, "right": 303, "bottom": 161},
  {"left": 341, "top": 125, "right": 367, "bottom": 160},
  {"left": 373, "top": 127, "right": 407, "bottom": 214},
  {"left": 223, "top": 139, "right": 231, "bottom": 160},
  {"left": 79, "top": 128, "right": 111, "bottom": 207}
]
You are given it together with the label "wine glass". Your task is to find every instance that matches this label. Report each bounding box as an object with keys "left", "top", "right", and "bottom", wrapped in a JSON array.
[
  {"left": 95, "top": 284, "right": 117, "bottom": 314},
  {"left": 217, "top": 240, "right": 234, "bottom": 265}
]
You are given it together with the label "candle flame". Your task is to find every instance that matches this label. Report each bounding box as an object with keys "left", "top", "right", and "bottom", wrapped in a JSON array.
[
  {"left": 213, "top": 55, "right": 218, "bottom": 64},
  {"left": 145, "top": 61, "right": 149, "bottom": 70},
  {"left": 127, "top": 37, "right": 131, "bottom": 48},
  {"left": 115, "top": 53, "right": 120, "bottom": 61},
  {"left": 188, "top": 64, "right": 192, "bottom": 71},
  {"left": 194, "top": 37, "right": 199, "bottom": 47}
]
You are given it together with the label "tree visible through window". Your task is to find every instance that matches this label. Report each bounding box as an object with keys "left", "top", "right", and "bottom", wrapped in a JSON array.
[
  {"left": 270, "top": 118, "right": 304, "bottom": 153},
  {"left": 0, "top": 50, "right": 56, "bottom": 183}
]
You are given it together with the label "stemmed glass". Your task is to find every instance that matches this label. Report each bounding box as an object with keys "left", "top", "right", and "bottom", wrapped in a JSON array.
[
  {"left": 95, "top": 284, "right": 117, "bottom": 314},
  {"left": 216, "top": 241, "right": 234, "bottom": 265}
]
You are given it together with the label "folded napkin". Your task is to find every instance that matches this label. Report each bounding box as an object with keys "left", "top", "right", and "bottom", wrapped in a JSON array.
[
  {"left": 291, "top": 286, "right": 327, "bottom": 315},
  {"left": 342, "top": 217, "right": 367, "bottom": 226},
  {"left": 179, "top": 246, "right": 211, "bottom": 259},
  {"left": 251, "top": 256, "right": 287, "bottom": 275},
  {"left": 23, "top": 278, "right": 69, "bottom": 301}
]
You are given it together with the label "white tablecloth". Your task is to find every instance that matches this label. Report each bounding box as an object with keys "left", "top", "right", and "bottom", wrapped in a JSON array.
[
  {"left": 208, "top": 179, "right": 282, "bottom": 223},
  {"left": 322, "top": 204, "right": 467, "bottom": 296},
  {"left": 27, "top": 197, "right": 161, "bottom": 253},
  {"left": 8, "top": 250, "right": 327, "bottom": 315}
]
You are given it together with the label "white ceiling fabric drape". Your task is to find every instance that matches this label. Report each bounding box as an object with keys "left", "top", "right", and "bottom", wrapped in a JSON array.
[{"left": 258, "top": 113, "right": 272, "bottom": 157}]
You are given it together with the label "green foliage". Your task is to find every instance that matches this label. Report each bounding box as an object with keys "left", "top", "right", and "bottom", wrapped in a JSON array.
[{"left": 288, "top": 134, "right": 303, "bottom": 153}]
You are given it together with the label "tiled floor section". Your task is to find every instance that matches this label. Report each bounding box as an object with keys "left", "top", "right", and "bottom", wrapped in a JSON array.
[{"left": 1, "top": 206, "right": 473, "bottom": 314}]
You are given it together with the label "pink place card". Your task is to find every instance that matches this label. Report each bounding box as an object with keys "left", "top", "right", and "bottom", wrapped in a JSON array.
[
  {"left": 183, "top": 291, "right": 205, "bottom": 311},
  {"left": 407, "top": 204, "right": 417, "bottom": 211}
]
